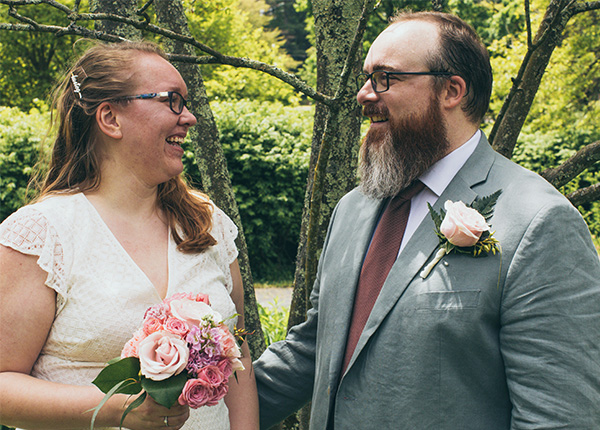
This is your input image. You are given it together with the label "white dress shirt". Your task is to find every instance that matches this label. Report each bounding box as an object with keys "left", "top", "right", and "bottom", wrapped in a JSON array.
[{"left": 399, "top": 130, "right": 480, "bottom": 253}]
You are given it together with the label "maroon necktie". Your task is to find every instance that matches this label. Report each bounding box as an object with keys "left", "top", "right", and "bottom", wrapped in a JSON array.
[{"left": 342, "top": 180, "right": 425, "bottom": 373}]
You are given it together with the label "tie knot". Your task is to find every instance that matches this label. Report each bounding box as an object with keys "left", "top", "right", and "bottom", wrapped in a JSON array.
[{"left": 393, "top": 180, "right": 426, "bottom": 204}]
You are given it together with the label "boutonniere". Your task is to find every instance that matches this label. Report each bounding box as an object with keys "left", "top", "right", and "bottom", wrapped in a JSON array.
[{"left": 420, "top": 190, "right": 502, "bottom": 279}]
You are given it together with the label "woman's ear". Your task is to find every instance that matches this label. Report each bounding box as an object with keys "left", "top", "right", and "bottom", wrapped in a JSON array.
[
  {"left": 95, "top": 102, "right": 123, "bottom": 140},
  {"left": 442, "top": 75, "right": 467, "bottom": 110}
]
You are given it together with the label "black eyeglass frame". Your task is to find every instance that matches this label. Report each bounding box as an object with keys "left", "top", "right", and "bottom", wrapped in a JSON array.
[
  {"left": 357, "top": 70, "right": 453, "bottom": 93},
  {"left": 113, "top": 91, "right": 190, "bottom": 114}
]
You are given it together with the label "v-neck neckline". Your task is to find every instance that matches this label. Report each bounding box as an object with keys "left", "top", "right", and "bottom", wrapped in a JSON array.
[{"left": 79, "top": 193, "right": 171, "bottom": 300}]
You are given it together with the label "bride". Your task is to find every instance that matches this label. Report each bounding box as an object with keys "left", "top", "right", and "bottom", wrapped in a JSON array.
[{"left": 0, "top": 41, "right": 258, "bottom": 430}]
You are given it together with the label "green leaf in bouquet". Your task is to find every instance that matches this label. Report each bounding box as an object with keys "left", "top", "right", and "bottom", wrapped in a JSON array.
[
  {"left": 92, "top": 356, "right": 142, "bottom": 395},
  {"left": 120, "top": 391, "right": 147, "bottom": 429},
  {"left": 141, "top": 372, "right": 188, "bottom": 408},
  {"left": 89, "top": 378, "right": 142, "bottom": 430}
]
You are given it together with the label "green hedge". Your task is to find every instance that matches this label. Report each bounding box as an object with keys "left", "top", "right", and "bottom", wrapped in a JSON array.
[
  {"left": 185, "top": 100, "right": 314, "bottom": 282},
  {"left": 0, "top": 104, "right": 50, "bottom": 221}
]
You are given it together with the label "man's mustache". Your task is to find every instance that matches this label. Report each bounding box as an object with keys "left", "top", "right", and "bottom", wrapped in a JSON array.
[{"left": 362, "top": 104, "right": 390, "bottom": 118}]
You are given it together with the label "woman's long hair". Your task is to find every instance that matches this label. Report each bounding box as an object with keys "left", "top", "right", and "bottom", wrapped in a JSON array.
[{"left": 36, "top": 41, "right": 216, "bottom": 253}]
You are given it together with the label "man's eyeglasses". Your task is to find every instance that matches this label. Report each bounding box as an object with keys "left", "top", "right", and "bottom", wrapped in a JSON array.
[
  {"left": 115, "top": 91, "right": 190, "bottom": 114},
  {"left": 356, "top": 70, "right": 453, "bottom": 93}
]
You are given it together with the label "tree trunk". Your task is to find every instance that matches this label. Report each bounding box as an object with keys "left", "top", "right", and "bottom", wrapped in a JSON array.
[
  {"left": 89, "top": 0, "right": 141, "bottom": 39},
  {"left": 285, "top": 1, "right": 366, "bottom": 428},
  {"left": 490, "top": 0, "right": 576, "bottom": 158},
  {"left": 154, "top": 0, "right": 266, "bottom": 360}
]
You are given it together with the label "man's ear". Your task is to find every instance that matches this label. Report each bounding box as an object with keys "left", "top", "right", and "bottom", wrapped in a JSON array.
[
  {"left": 95, "top": 101, "right": 123, "bottom": 140},
  {"left": 442, "top": 75, "right": 467, "bottom": 110}
]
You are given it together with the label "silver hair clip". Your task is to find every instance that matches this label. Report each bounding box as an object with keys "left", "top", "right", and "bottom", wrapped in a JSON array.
[{"left": 71, "top": 72, "right": 83, "bottom": 99}]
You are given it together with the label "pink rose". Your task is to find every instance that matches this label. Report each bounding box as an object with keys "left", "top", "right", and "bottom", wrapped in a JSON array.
[
  {"left": 197, "top": 365, "right": 226, "bottom": 387},
  {"left": 143, "top": 316, "right": 164, "bottom": 335},
  {"left": 164, "top": 317, "right": 189, "bottom": 336},
  {"left": 169, "top": 299, "right": 222, "bottom": 328},
  {"left": 217, "top": 358, "right": 233, "bottom": 380},
  {"left": 218, "top": 326, "right": 240, "bottom": 358},
  {"left": 440, "top": 200, "right": 490, "bottom": 247},
  {"left": 178, "top": 377, "right": 228, "bottom": 408},
  {"left": 138, "top": 331, "right": 189, "bottom": 381}
]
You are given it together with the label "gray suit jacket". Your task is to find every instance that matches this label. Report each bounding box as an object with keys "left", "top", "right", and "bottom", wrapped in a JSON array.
[{"left": 254, "top": 135, "right": 600, "bottom": 429}]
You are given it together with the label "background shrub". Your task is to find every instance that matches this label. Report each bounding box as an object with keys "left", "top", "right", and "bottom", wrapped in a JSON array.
[
  {"left": 0, "top": 104, "right": 50, "bottom": 221},
  {"left": 185, "top": 99, "right": 314, "bottom": 282}
]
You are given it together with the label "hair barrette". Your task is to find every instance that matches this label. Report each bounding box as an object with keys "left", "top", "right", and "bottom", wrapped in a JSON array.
[{"left": 71, "top": 72, "right": 83, "bottom": 99}]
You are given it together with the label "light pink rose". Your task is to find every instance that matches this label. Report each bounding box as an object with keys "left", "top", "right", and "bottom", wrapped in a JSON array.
[
  {"left": 164, "top": 317, "right": 189, "bottom": 336},
  {"left": 138, "top": 331, "right": 189, "bottom": 381},
  {"left": 218, "top": 326, "right": 240, "bottom": 358},
  {"left": 440, "top": 200, "right": 490, "bottom": 247},
  {"left": 178, "top": 377, "right": 227, "bottom": 408},
  {"left": 169, "top": 299, "right": 222, "bottom": 328},
  {"left": 143, "top": 317, "right": 164, "bottom": 335}
]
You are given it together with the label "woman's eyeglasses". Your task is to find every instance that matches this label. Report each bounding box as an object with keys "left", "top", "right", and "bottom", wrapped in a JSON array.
[{"left": 114, "top": 91, "right": 190, "bottom": 114}]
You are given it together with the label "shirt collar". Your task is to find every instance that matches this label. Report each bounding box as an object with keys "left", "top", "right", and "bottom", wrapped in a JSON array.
[{"left": 419, "top": 130, "right": 480, "bottom": 197}]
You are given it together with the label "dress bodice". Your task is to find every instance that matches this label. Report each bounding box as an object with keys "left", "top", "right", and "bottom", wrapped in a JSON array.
[{"left": 0, "top": 192, "right": 238, "bottom": 430}]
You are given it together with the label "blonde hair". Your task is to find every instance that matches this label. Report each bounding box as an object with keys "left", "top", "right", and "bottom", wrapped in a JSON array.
[{"left": 38, "top": 41, "right": 216, "bottom": 253}]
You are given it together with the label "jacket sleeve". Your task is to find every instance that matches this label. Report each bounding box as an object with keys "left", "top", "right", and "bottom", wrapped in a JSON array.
[
  {"left": 253, "top": 201, "right": 342, "bottom": 429},
  {"left": 499, "top": 201, "right": 600, "bottom": 429}
]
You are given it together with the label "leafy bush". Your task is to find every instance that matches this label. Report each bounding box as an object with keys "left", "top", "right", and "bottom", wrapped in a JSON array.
[
  {"left": 258, "top": 301, "right": 290, "bottom": 346},
  {"left": 0, "top": 104, "right": 50, "bottom": 222},
  {"left": 186, "top": 100, "right": 314, "bottom": 282}
]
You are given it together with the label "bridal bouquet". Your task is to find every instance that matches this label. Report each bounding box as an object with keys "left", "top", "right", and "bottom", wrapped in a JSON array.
[{"left": 90, "top": 292, "right": 244, "bottom": 429}]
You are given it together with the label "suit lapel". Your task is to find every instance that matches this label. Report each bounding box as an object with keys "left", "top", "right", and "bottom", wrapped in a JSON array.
[
  {"left": 343, "top": 135, "right": 498, "bottom": 374},
  {"left": 326, "top": 192, "right": 385, "bottom": 380}
]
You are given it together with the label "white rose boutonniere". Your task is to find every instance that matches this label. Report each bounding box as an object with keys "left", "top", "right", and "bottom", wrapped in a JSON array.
[{"left": 420, "top": 190, "right": 502, "bottom": 279}]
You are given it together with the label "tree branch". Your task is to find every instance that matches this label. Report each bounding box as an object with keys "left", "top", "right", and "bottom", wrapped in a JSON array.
[
  {"left": 568, "top": 183, "right": 600, "bottom": 207},
  {"left": 541, "top": 141, "right": 600, "bottom": 189},
  {"left": 0, "top": 0, "right": 331, "bottom": 102}
]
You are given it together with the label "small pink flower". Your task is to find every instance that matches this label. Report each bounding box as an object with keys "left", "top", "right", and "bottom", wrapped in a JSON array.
[
  {"left": 143, "top": 317, "right": 164, "bottom": 335},
  {"left": 440, "top": 200, "right": 490, "bottom": 247},
  {"left": 197, "top": 365, "right": 226, "bottom": 387},
  {"left": 178, "top": 377, "right": 227, "bottom": 408},
  {"left": 218, "top": 326, "right": 240, "bottom": 358},
  {"left": 165, "top": 317, "right": 189, "bottom": 336},
  {"left": 121, "top": 329, "right": 146, "bottom": 358},
  {"left": 138, "top": 331, "right": 189, "bottom": 381},
  {"left": 217, "top": 358, "right": 233, "bottom": 380}
]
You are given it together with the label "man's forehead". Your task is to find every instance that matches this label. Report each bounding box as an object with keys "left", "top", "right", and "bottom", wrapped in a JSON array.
[{"left": 364, "top": 20, "right": 439, "bottom": 70}]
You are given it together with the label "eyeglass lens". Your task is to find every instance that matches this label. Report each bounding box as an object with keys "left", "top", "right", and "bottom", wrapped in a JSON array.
[
  {"left": 357, "top": 72, "right": 388, "bottom": 93},
  {"left": 170, "top": 92, "right": 185, "bottom": 114}
]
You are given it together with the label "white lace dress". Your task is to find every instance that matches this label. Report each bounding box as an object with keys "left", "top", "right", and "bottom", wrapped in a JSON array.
[{"left": 0, "top": 192, "right": 239, "bottom": 430}]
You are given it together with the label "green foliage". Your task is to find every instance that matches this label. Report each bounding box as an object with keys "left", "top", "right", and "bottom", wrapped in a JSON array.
[
  {"left": 184, "top": 99, "right": 313, "bottom": 282},
  {"left": 0, "top": 1, "right": 82, "bottom": 109},
  {"left": 183, "top": 0, "right": 301, "bottom": 103},
  {"left": 0, "top": 104, "right": 51, "bottom": 222},
  {"left": 258, "top": 301, "right": 290, "bottom": 346}
]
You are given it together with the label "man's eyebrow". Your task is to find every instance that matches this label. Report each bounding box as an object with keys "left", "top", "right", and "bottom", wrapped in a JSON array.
[{"left": 367, "top": 63, "right": 396, "bottom": 72}]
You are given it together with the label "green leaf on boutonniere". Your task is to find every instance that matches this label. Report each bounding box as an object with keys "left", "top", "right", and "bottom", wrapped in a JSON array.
[
  {"left": 471, "top": 189, "right": 502, "bottom": 221},
  {"left": 141, "top": 372, "right": 188, "bottom": 408}
]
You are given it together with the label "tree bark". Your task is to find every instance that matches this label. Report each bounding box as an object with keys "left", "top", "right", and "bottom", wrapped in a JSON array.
[
  {"left": 490, "top": 0, "right": 581, "bottom": 159},
  {"left": 284, "top": 1, "right": 370, "bottom": 428},
  {"left": 89, "top": 0, "right": 141, "bottom": 39},
  {"left": 154, "top": 0, "right": 266, "bottom": 360},
  {"left": 541, "top": 141, "right": 600, "bottom": 189}
]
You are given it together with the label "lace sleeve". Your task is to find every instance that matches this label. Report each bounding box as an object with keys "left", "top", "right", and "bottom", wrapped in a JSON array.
[
  {"left": 0, "top": 207, "right": 67, "bottom": 310},
  {"left": 211, "top": 204, "right": 239, "bottom": 266}
]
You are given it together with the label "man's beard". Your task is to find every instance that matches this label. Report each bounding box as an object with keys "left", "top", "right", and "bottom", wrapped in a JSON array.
[{"left": 358, "top": 94, "right": 450, "bottom": 199}]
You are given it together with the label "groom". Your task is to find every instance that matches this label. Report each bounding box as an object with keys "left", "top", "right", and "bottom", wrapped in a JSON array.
[{"left": 254, "top": 11, "right": 600, "bottom": 429}]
